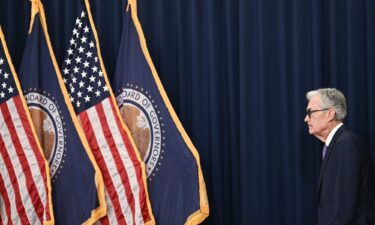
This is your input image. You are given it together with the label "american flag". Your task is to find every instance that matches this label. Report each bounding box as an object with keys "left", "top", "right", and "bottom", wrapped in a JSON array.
[
  {"left": 61, "top": 2, "right": 154, "bottom": 224},
  {"left": 0, "top": 27, "right": 53, "bottom": 224}
]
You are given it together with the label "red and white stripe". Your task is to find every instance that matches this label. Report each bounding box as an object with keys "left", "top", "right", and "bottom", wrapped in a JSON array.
[
  {"left": 79, "top": 97, "right": 150, "bottom": 225},
  {"left": 0, "top": 96, "right": 52, "bottom": 224}
]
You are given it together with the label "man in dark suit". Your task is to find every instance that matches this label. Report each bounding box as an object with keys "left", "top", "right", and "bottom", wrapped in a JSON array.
[{"left": 304, "top": 88, "right": 375, "bottom": 225}]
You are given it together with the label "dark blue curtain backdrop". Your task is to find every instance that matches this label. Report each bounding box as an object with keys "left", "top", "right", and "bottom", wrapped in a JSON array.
[{"left": 1, "top": 0, "right": 375, "bottom": 225}]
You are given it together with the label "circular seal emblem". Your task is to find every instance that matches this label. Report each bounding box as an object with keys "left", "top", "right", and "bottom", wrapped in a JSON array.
[
  {"left": 24, "top": 91, "right": 66, "bottom": 179},
  {"left": 117, "top": 85, "right": 164, "bottom": 179}
]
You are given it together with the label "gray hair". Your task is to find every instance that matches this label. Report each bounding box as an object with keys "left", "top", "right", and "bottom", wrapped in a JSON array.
[{"left": 306, "top": 88, "right": 347, "bottom": 121}]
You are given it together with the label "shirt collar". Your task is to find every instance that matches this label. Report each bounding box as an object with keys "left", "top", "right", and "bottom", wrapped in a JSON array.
[{"left": 325, "top": 122, "right": 343, "bottom": 147}]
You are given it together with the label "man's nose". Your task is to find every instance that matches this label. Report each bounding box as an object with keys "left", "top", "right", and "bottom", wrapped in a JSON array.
[{"left": 304, "top": 114, "right": 309, "bottom": 122}]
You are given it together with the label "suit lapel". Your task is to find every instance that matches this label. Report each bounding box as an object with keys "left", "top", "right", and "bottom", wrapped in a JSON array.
[{"left": 317, "top": 125, "right": 346, "bottom": 200}]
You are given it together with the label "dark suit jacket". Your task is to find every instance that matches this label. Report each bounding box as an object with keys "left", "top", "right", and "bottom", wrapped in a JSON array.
[{"left": 318, "top": 126, "right": 375, "bottom": 225}]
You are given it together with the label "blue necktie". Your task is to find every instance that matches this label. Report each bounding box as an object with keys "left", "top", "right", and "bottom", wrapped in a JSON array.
[{"left": 322, "top": 145, "right": 328, "bottom": 159}]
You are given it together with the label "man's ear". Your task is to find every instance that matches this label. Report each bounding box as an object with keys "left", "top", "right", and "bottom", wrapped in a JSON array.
[{"left": 327, "top": 109, "right": 336, "bottom": 121}]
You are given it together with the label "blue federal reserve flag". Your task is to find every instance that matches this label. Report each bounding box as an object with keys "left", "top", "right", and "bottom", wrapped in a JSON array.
[
  {"left": 18, "top": 0, "right": 106, "bottom": 224},
  {"left": 112, "top": 0, "right": 209, "bottom": 224}
]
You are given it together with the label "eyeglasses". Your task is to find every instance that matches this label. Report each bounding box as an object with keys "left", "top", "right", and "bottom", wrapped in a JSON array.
[{"left": 306, "top": 108, "right": 329, "bottom": 118}]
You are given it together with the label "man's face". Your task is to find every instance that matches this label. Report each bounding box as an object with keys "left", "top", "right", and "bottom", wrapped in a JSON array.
[{"left": 304, "top": 95, "right": 330, "bottom": 137}]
